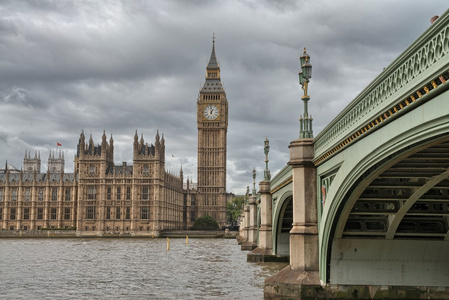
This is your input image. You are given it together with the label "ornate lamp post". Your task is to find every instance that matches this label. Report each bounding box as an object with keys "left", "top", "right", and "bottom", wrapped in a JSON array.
[
  {"left": 264, "top": 137, "right": 271, "bottom": 181},
  {"left": 298, "top": 48, "right": 313, "bottom": 139},
  {"left": 252, "top": 169, "right": 257, "bottom": 195}
]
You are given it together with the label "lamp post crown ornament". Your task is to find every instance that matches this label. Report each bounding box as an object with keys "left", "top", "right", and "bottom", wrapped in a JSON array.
[
  {"left": 264, "top": 137, "right": 271, "bottom": 181},
  {"left": 298, "top": 47, "right": 313, "bottom": 139}
]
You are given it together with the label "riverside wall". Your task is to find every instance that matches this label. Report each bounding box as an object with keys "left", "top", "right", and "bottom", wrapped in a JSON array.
[{"left": 0, "top": 229, "right": 238, "bottom": 238}]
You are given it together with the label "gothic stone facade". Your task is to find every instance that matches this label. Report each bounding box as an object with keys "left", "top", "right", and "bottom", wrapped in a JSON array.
[
  {"left": 0, "top": 40, "right": 227, "bottom": 233},
  {"left": 196, "top": 38, "right": 228, "bottom": 226},
  {"left": 0, "top": 131, "right": 197, "bottom": 235}
]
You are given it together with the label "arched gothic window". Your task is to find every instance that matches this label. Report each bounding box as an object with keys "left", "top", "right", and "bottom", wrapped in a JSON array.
[{"left": 89, "top": 165, "right": 96, "bottom": 176}]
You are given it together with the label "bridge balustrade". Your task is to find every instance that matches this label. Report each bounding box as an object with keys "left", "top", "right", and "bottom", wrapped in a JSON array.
[{"left": 314, "top": 15, "right": 449, "bottom": 164}]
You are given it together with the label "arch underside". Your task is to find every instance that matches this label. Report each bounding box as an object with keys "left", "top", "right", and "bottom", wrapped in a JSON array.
[
  {"left": 341, "top": 139, "right": 449, "bottom": 240},
  {"left": 272, "top": 194, "right": 292, "bottom": 256},
  {"left": 330, "top": 138, "right": 449, "bottom": 287},
  {"left": 276, "top": 196, "right": 292, "bottom": 256}
]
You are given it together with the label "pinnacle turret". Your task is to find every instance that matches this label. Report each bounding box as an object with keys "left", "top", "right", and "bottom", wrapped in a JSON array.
[
  {"left": 102, "top": 130, "right": 107, "bottom": 147},
  {"left": 48, "top": 150, "right": 64, "bottom": 173},
  {"left": 89, "top": 133, "right": 93, "bottom": 149},
  {"left": 24, "top": 149, "right": 41, "bottom": 173}
]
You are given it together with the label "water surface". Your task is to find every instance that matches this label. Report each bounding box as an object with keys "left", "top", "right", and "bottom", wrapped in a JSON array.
[{"left": 0, "top": 238, "right": 286, "bottom": 299}]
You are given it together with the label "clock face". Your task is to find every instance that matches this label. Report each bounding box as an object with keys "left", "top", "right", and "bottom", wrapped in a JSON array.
[{"left": 203, "top": 105, "right": 219, "bottom": 120}]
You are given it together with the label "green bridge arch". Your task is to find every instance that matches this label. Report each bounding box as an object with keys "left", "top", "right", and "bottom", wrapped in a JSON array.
[
  {"left": 272, "top": 190, "right": 292, "bottom": 256},
  {"left": 318, "top": 90, "right": 449, "bottom": 285}
]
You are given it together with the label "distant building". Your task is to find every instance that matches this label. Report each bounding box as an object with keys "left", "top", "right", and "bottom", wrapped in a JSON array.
[{"left": 0, "top": 131, "right": 193, "bottom": 235}]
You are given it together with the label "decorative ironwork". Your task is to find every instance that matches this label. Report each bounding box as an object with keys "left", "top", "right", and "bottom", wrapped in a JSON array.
[
  {"left": 314, "top": 18, "right": 449, "bottom": 162},
  {"left": 314, "top": 69, "right": 449, "bottom": 165}
]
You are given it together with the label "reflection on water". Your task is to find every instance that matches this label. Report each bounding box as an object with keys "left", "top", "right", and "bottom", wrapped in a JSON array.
[{"left": 0, "top": 238, "right": 287, "bottom": 299}]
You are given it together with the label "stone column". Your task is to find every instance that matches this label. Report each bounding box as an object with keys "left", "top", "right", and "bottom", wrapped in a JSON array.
[
  {"left": 248, "top": 180, "right": 273, "bottom": 262},
  {"left": 237, "top": 211, "right": 246, "bottom": 244},
  {"left": 71, "top": 182, "right": 77, "bottom": 229},
  {"left": 131, "top": 179, "right": 136, "bottom": 233},
  {"left": 58, "top": 179, "right": 63, "bottom": 229},
  {"left": 98, "top": 181, "right": 105, "bottom": 235},
  {"left": 288, "top": 138, "right": 319, "bottom": 276},
  {"left": 258, "top": 180, "right": 272, "bottom": 251},
  {"left": 17, "top": 185, "right": 23, "bottom": 230},
  {"left": 264, "top": 138, "right": 320, "bottom": 298},
  {"left": 3, "top": 182, "right": 9, "bottom": 230},
  {"left": 30, "top": 188, "right": 36, "bottom": 230},
  {"left": 44, "top": 185, "right": 49, "bottom": 229},
  {"left": 75, "top": 185, "right": 83, "bottom": 236},
  {"left": 240, "top": 204, "right": 250, "bottom": 250},
  {"left": 243, "top": 194, "right": 257, "bottom": 250}
]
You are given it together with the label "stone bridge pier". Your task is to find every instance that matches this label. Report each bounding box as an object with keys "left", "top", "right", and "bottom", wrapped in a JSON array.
[
  {"left": 264, "top": 138, "right": 321, "bottom": 298},
  {"left": 247, "top": 179, "right": 274, "bottom": 261},
  {"left": 241, "top": 192, "right": 257, "bottom": 251},
  {"left": 237, "top": 204, "right": 249, "bottom": 246}
]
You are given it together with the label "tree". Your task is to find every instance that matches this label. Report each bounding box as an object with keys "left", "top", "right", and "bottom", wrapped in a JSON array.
[
  {"left": 192, "top": 215, "right": 219, "bottom": 230},
  {"left": 226, "top": 195, "right": 246, "bottom": 227}
]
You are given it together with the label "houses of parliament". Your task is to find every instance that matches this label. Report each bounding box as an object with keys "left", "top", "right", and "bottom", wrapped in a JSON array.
[{"left": 0, "top": 39, "right": 229, "bottom": 236}]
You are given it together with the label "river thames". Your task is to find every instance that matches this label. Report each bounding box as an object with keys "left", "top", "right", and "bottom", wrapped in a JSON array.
[{"left": 0, "top": 238, "right": 287, "bottom": 299}]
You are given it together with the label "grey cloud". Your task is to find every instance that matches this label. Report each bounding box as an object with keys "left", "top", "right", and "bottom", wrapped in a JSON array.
[{"left": 0, "top": 0, "right": 447, "bottom": 194}]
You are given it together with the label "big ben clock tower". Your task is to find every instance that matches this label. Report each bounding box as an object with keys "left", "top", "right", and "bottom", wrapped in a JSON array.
[{"left": 197, "top": 35, "right": 228, "bottom": 227}]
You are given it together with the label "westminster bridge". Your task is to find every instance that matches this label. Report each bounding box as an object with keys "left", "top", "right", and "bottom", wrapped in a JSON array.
[{"left": 239, "top": 10, "right": 449, "bottom": 299}]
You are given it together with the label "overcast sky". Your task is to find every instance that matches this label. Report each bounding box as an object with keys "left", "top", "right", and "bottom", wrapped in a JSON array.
[{"left": 0, "top": 0, "right": 447, "bottom": 194}]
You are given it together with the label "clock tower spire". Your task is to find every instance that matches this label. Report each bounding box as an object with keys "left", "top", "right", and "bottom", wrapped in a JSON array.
[{"left": 196, "top": 35, "right": 228, "bottom": 227}]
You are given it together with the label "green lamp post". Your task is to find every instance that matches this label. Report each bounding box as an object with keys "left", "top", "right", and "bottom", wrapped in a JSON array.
[
  {"left": 252, "top": 169, "right": 257, "bottom": 195},
  {"left": 264, "top": 137, "right": 271, "bottom": 181},
  {"left": 298, "top": 47, "right": 313, "bottom": 139}
]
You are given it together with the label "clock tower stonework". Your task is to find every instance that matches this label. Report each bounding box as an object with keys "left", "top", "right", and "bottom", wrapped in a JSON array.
[{"left": 197, "top": 37, "right": 228, "bottom": 227}]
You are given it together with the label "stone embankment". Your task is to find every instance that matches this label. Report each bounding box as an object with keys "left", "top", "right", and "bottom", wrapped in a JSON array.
[
  {"left": 0, "top": 229, "right": 238, "bottom": 238},
  {"left": 0, "top": 230, "right": 76, "bottom": 238},
  {"left": 160, "top": 230, "right": 238, "bottom": 238}
]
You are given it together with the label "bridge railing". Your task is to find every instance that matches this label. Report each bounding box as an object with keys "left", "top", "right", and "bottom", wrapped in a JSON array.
[
  {"left": 314, "top": 9, "right": 449, "bottom": 164},
  {"left": 270, "top": 164, "right": 292, "bottom": 194}
]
